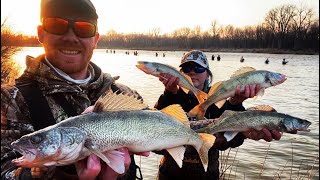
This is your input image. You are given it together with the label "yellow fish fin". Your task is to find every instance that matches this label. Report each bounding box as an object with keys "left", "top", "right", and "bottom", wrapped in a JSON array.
[
  {"left": 246, "top": 105, "right": 277, "bottom": 112},
  {"left": 195, "top": 90, "right": 208, "bottom": 104},
  {"left": 230, "top": 66, "right": 256, "bottom": 78},
  {"left": 166, "top": 146, "right": 186, "bottom": 168},
  {"left": 160, "top": 104, "right": 189, "bottom": 127},
  {"left": 197, "top": 133, "right": 216, "bottom": 172},
  {"left": 214, "top": 99, "right": 226, "bottom": 109},
  {"left": 93, "top": 91, "right": 148, "bottom": 112},
  {"left": 188, "top": 105, "right": 205, "bottom": 120},
  {"left": 208, "top": 81, "right": 223, "bottom": 96}
]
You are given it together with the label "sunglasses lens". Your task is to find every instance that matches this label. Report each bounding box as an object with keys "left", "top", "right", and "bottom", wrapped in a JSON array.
[
  {"left": 181, "top": 66, "right": 191, "bottom": 73},
  {"left": 182, "top": 65, "right": 206, "bottom": 73},
  {"left": 194, "top": 66, "right": 206, "bottom": 73},
  {"left": 43, "top": 18, "right": 96, "bottom": 38},
  {"left": 74, "top": 22, "right": 96, "bottom": 38},
  {"left": 43, "top": 18, "right": 68, "bottom": 35}
]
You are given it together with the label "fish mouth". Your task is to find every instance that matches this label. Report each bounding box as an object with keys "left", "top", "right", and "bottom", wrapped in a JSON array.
[
  {"left": 136, "top": 64, "right": 152, "bottom": 74},
  {"left": 11, "top": 149, "right": 37, "bottom": 166}
]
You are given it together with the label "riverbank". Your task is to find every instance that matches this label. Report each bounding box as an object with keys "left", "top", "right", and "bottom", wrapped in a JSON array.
[{"left": 99, "top": 46, "right": 319, "bottom": 55}]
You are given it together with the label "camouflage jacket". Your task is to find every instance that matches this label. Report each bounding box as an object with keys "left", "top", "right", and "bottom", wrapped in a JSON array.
[{"left": 1, "top": 54, "right": 141, "bottom": 180}]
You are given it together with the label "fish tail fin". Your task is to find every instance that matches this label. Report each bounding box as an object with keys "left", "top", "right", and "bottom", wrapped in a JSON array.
[
  {"left": 160, "top": 104, "right": 189, "bottom": 127},
  {"left": 197, "top": 133, "right": 216, "bottom": 172},
  {"left": 194, "top": 90, "right": 208, "bottom": 104},
  {"left": 188, "top": 105, "right": 205, "bottom": 120},
  {"left": 208, "top": 81, "right": 223, "bottom": 96}
]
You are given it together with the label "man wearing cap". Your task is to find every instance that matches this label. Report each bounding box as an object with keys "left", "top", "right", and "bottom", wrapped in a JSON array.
[
  {"left": 1, "top": 0, "right": 143, "bottom": 179},
  {"left": 154, "top": 50, "right": 283, "bottom": 179}
]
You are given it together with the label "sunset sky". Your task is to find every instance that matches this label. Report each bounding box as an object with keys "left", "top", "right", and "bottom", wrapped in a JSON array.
[{"left": 1, "top": 0, "right": 319, "bottom": 36}]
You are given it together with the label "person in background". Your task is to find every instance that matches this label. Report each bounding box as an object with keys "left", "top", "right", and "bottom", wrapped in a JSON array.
[
  {"left": 1, "top": 0, "right": 145, "bottom": 179},
  {"left": 154, "top": 50, "right": 285, "bottom": 180}
]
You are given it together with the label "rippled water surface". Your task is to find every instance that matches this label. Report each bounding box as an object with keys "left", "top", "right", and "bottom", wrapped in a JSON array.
[{"left": 14, "top": 48, "right": 319, "bottom": 179}]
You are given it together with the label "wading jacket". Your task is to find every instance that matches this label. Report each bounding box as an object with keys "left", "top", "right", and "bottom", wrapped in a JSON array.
[
  {"left": 1, "top": 55, "right": 142, "bottom": 180},
  {"left": 154, "top": 89, "right": 246, "bottom": 180}
]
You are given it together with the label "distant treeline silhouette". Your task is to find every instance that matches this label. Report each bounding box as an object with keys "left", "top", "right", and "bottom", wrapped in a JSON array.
[{"left": 5, "top": 4, "right": 320, "bottom": 53}]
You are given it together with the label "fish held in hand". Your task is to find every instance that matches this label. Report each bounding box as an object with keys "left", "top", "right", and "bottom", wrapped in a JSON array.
[
  {"left": 136, "top": 61, "right": 207, "bottom": 104},
  {"left": 195, "top": 105, "right": 311, "bottom": 142},
  {"left": 11, "top": 91, "right": 215, "bottom": 173},
  {"left": 189, "top": 67, "right": 287, "bottom": 119}
]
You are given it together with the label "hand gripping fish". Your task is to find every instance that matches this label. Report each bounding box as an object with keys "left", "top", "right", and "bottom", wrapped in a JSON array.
[
  {"left": 11, "top": 92, "right": 215, "bottom": 174},
  {"left": 136, "top": 61, "right": 207, "bottom": 104},
  {"left": 189, "top": 67, "right": 287, "bottom": 120},
  {"left": 195, "top": 105, "right": 311, "bottom": 142}
]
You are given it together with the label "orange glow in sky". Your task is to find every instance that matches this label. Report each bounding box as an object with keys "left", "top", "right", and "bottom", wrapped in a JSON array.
[{"left": 1, "top": 0, "right": 319, "bottom": 36}]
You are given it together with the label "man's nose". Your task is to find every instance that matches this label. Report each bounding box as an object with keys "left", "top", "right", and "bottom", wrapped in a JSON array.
[{"left": 62, "top": 27, "right": 79, "bottom": 42}]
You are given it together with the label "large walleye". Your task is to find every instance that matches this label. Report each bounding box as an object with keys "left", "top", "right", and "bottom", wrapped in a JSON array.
[
  {"left": 195, "top": 105, "right": 311, "bottom": 141},
  {"left": 189, "top": 67, "right": 287, "bottom": 120},
  {"left": 10, "top": 92, "right": 215, "bottom": 174},
  {"left": 136, "top": 61, "right": 207, "bottom": 104}
]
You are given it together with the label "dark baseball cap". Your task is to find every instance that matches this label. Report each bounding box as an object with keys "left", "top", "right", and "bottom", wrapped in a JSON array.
[{"left": 40, "top": 0, "right": 98, "bottom": 21}]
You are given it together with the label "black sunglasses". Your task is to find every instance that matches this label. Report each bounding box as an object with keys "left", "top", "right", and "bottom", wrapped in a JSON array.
[
  {"left": 42, "top": 18, "right": 97, "bottom": 38},
  {"left": 181, "top": 64, "right": 206, "bottom": 73}
]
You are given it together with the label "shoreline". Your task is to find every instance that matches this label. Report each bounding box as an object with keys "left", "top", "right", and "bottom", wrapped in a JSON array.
[
  {"left": 98, "top": 47, "right": 319, "bottom": 55},
  {"left": 15, "top": 45, "right": 320, "bottom": 55}
]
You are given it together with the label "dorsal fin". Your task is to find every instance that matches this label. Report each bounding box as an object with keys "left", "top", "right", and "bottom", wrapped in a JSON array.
[
  {"left": 246, "top": 105, "right": 277, "bottom": 112},
  {"left": 93, "top": 91, "right": 148, "bottom": 112},
  {"left": 230, "top": 66, "right": 256, "bottom": 78},
  {"left": 216, "top": 110, "right": 238, "bottom": 123},
  {"left": 160, "top": 104, "right": 189, "bottom": 127}
]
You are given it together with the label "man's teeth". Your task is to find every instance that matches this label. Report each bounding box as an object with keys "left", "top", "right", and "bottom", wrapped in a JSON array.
[{"left": 61, "top": 50, "right": 80, "bottom": 55}]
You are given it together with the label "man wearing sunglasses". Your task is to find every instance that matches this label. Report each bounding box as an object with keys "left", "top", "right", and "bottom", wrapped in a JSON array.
[
  {"left": 1, "top": 0, "right": 144, "bottom": 180},
  {"left": 154, "top": 50, "right": 284, "bottom": 180}
]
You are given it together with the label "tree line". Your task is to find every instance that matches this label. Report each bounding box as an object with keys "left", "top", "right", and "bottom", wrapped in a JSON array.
[{"left": 3, "top": 4, "right": 320, "bottom": 53}]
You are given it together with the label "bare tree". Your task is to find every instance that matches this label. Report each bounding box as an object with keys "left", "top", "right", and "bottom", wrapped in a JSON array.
[
  {"left": 1, "top": 17, "right": 22, "bottom": 85},
  {"left": 291, "top": 4, "right": 315, "bottom": 49}
]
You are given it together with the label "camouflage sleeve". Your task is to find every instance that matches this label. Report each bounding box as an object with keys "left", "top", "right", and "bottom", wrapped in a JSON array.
[{"left": 1, "top": 85, "right": 35, "bottom": 179}]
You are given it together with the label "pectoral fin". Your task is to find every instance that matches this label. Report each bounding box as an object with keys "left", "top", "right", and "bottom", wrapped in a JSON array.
[
  {"left": 102, "top": 150, "right": 126, "bottom": 174},
  {"left": 85, "top": 141, "right": 126, "bottom": 174},
  {"left": 85, "top": 140, "right": 110, "bottom": 164}
]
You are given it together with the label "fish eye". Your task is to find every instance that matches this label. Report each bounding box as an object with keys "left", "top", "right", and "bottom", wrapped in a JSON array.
[{"left": 30, "top": 135, "right": 43, "bottom": 144}]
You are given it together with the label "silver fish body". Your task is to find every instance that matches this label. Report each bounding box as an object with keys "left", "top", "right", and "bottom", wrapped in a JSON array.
[
  {"left": 11, "top": 107, "right": 214, "bottom": 172},
  {"left": 195, "top": 110, "right": 311, "bottom": 141},
  {"left": 136, "top": 61, "right": 207, "bottom": 103},
  {"left": 203, "top": 70, "right": 286, "bottom": 110},
  {"left": 189, "top": 69, "right": 286, "bottom": 119}
]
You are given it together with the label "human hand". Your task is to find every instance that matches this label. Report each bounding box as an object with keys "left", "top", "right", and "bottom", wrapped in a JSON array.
[
  {"left": 159, "top": 73, "right": 179, "bottom": 94},
  {"left": 229, "top": 84, "right": 261, "bottom": 105},
  {"left": 243, "top": 128, "right": 282, "bottom": 142},
  {"left": 75, "top": 148, "right": 149, "bottom": 180}
]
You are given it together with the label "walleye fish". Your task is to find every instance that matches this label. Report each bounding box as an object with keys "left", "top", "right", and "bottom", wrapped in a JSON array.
[
  {"left": 136, "top": 61, "right": 207, "bottom": 104},
  {"left": 189, "top": 67, "right": 287, "bottom": 120},
  {"left": 195, "top": 105, "right": 311, "bottom": 141},
  {"left": 11, "top": 92, "right": 215, "bottom": 174}
]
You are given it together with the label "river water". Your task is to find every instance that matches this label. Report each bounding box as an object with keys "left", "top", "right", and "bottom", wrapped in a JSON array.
[{"left": 13, "top": 47, "right": 319, "bottom": 179}]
